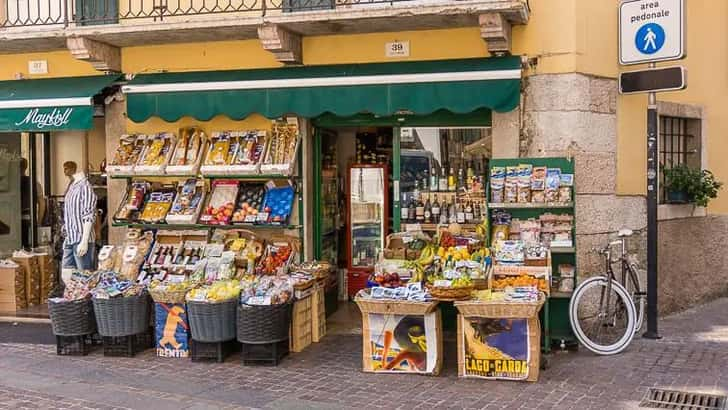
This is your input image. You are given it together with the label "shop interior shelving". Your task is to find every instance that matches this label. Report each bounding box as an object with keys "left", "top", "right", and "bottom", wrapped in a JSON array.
[
  {"left": 486, "top": 157, "right": 577, "bottom": 353},
  {"left": 109, "top": 148, "right": 305, "bottom": 255}
]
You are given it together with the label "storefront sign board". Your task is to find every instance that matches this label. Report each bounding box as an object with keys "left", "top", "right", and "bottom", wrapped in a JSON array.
[
  {"left": 619, "top": 0, "right": 685, "bottom": 65},
  {"left": 0, "top": 106, "right": 93, "bottom": 131},
  {"left": 155, "top": 302, "right": 190, "bottom": 358}
]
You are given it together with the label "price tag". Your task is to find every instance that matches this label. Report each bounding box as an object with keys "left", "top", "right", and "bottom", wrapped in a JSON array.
[
  {"left": 122, "top": 246, "right": 138, "bottom": 262},
  {"left": 386, "top": 41, "right": 410, "bottom": 58},
  {"left": 434, "top": 279, "right": 452, "bottom": 288},
  {"left": 257, "top": 212, "right": 270, "bottom": 223},
  {"left": 244, "top": 215, "right": 258, "bottom": 223}
]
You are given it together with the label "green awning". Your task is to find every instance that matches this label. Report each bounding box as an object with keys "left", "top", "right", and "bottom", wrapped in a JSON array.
[
  {"left": 0, "top": 75, "right": 119, "bottom": 131},
  {"left": 123, "top": 57, "right": 521, "bottom": 123}
]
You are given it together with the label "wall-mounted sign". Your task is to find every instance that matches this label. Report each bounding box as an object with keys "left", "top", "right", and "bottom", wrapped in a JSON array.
[
  {"left": 619, "top": 0, "right": 685, "bottom": 65},
  {"left": 386, "top": 41, "right": 410, "bottom": 58},
  {"left": 0, "top": 106, "right": 92, "bottom": 131},
  {"left": 28, "top": 60, "right": 48, "bottom": 75},
  {"left": 619, "top": 66, "right": 687, "bottom": 94}
]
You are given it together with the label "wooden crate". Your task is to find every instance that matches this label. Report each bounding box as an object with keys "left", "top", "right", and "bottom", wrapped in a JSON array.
[
  {"left": 0, "top": 264, "right": 27, "bottom": 313},
  {"left": 13, "top": 256, "right": 41, "bottom": 307},
  {"left": 290, "top": 295, "right": 312, "bottom": 353},
  {"left": 312, "top": 285, "right": 326, "bottom": 342},
  {"left": 456, "top": 312, "right": 541, "bottom": 382},
  {"left": 355, "top": 298, "right": 442, "bottom": 376}
]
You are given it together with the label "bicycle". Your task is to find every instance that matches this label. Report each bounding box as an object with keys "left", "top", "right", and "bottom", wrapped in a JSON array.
[{"left": 569, "top": 229, "right": 647, "bottom": 355}]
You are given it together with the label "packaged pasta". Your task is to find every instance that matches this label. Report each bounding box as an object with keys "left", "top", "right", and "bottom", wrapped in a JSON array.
[
  {"left": 167, "top": 127, "right": 206, "bottom": 175},
  {"left": 114, "top": 182, "right": 150, "bottom": 222},
  {"left": 136, "top": 132, "right": 175, "bottom": 173},
  {"left": 108, "top": 135, "right": 145, "bottom": 175},
  {"left": 139, "top": 187, "right": 176, "bottom": 223}
]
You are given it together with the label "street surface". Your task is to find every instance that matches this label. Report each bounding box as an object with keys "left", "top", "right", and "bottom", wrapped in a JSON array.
[{"left": 0, "top": 299, "right": 727, "bottom": 410}]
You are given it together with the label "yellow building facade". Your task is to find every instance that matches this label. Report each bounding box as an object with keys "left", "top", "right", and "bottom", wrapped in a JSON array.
[{"left": 1, "top": 0, "right": 724, "bottom": 313}]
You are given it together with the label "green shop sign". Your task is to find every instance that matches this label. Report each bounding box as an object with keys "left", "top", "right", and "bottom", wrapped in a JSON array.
[{"left": 0, "top": 106, "right": 93, "bottom": 131}]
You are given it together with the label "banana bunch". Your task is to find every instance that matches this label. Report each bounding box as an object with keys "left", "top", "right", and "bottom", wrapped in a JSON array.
[
  {"left": 475, "top": 219, "right": 489, "bottom": 240},
  {"left": 415, "top": 244, "right": 435, "bottom": 267},
  {"left": 470, "top": 248, "right": 491, "bottom": 262},
  {"left": 451, "top": 275, "right": 473, "bottom": 288}
]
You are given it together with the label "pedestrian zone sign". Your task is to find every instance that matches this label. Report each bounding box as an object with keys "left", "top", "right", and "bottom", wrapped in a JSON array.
[{"left": 619, "top": 0, "right": 685, "bottom": 65}]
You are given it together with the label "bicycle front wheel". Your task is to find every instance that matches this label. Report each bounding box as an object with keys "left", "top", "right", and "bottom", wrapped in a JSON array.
[{"left": 569, "top": 276, "right": 636, "bottom": 355}]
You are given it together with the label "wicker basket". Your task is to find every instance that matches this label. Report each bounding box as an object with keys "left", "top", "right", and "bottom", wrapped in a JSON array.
[
  {"left": 48, "top": 298, "right": 96, "bottom": 336},
  {"left": 149, "top": 288, "right": 190, "bottom": 304},
  {"left": 454, "top": 293, "right": 546, "bottom": 319},
  {"left": 187, "top": 298, "right": 238, "bottom": 343},
  {"left": 237, "top": 301, "right": 292, "bottom": 344},
  {"left": 472, "top": 278, "right": 488, "bottom": 290},
  {"left": 428, "top": 285, "right": 474, "bottom": 301},
  {"left": 354, "top": 294, "right": 439, "bottom": 316},
  {"left": 93, "top": 293, "right": 152, "bottom": 337}
]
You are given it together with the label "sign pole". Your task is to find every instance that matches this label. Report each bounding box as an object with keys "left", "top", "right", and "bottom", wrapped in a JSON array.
[{"left": 644, "top": 63, "right": 661, "bottom": 339}]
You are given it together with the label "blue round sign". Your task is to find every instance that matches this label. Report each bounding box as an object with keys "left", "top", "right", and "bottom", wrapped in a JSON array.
[{"left": 635, "top": 23, "right": 665, "bottom": 55}]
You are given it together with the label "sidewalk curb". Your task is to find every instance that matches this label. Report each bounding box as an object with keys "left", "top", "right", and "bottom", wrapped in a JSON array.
[{"left": 0, "top": 316, "right": 51, "bottom": 324}]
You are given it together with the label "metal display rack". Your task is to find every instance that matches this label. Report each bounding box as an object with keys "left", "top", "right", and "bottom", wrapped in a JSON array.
[{"left": 486, "top": 157, "right": 577, "bottom": 353}]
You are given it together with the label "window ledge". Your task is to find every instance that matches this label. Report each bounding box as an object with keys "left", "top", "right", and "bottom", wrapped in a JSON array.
[{"left": 658, "top": 204, "right": 706, "bottom": 221}]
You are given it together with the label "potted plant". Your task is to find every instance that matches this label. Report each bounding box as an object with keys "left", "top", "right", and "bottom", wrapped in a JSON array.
[{"left": 663, "top": 164, "right": 723, "bottom": 207}]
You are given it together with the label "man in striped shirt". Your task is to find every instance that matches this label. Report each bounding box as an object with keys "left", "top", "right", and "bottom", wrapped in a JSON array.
[{"left": 61, "top": 170, "right": 97, "bottom": 283}]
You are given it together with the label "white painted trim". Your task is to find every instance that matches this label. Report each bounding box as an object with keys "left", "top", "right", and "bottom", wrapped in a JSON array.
[
  {"left": 0, "top": 97, "right": 92, "bottom": 109},
  {"left": 122, "top": 69, "right": 522, "bottom": 94}
]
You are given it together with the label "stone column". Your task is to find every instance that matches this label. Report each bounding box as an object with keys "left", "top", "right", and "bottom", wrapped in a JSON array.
[
  {"left": 521, "top": 73, "right": 646, "bottom": 276},
  {"left": 105, "top": 99, "right": 126, "bottom": 246},
  {"left": 491, "top": 108, "right": 520, "bottom": 159}
]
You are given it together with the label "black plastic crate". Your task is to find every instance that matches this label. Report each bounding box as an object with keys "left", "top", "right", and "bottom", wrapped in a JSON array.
[
  {"left": 102, "top": 330, "right": 153, "bottom": 357},
  {"left": 190, "top": 339, "right": 238, "bottom": 363},
  {"left": 56, "top": 335, "right": 94, "bottom": 356},
  {"left": 241, "top": 340, "right": 289, "bottom": 366}
]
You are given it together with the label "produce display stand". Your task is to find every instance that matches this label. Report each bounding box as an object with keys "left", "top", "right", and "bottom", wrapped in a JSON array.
[
  {"left": 455, "top": 295, "right": 546, "bottom": 382},
  {"left": 354, "top": 295, "right": 442, "bottom": 376},
  {"left": 486, "top": 157, "right": 577, "bottom": 352}
]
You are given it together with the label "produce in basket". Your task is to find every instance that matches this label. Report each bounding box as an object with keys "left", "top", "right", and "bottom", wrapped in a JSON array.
[
  {"left": 257, "top": 243, "right": 293, "bottom": 275},
  {"left": 187, "top": 280, "right": 241, "bottom": 302},
  {"left": 199, "top": 180, "right": 239, "bottom": 225},
  {"left": 240, "top": 274, "right": 294, "bottom": 305}
]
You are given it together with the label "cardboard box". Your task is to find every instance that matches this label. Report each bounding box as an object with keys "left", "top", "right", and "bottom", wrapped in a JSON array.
[
  {"left": 0, "top": 263, "right": 27, "bottom": 313},
  {"left": 36, "top": 254, "right": 58, "bottom": 303},
  {"left": 13, "top": 256, "right": 41, "bottom": 307}
]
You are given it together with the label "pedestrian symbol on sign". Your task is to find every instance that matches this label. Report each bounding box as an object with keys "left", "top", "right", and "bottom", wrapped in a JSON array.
[{"left": 636, "top": 23, "right": 665, "bottom": 55}]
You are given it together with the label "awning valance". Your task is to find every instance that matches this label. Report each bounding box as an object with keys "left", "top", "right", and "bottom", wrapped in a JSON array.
[
  {"left": 0, "top": 75, "right": 119, "bottom": 131},
  {"left": 123, "top": 57, "right": 521, "bottom": 123}
]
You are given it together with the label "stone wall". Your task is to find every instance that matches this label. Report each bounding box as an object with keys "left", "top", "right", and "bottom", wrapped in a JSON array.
[
  {"left": 520, "top": 72, "right": 647, "bottom": 277},
  {"left": 658, "top": 216, "right": 728, "bottom": 315}
]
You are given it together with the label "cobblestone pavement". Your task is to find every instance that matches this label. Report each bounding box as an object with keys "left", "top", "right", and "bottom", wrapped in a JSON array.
[{"left": 1, "top": 299, "right": 727, "bottom": 410}]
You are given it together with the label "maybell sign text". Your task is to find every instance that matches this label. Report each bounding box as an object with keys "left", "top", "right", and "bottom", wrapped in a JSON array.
[
  {"left": 15, "top": 108, "right": 74, "bottom": 129},
  {"left": 0, "top": 105, "right": 92, "bottom": 131}
]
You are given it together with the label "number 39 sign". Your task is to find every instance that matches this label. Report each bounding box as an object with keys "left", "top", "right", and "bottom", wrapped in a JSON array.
[{"left": 386, "top": 41, "right": 410, "bottom": 58}]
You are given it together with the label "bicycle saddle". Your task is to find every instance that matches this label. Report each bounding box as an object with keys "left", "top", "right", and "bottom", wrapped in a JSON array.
[{"left": 618, "top": 228, "right": 633, "bottom": 237}]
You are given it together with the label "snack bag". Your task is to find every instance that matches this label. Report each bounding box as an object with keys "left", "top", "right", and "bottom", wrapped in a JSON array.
[
  {"left": 489, "top": 166, "right": 505, "bottom": 203},
  {"left": 545, "top": 168, "right": 562, "bottom": 202}
]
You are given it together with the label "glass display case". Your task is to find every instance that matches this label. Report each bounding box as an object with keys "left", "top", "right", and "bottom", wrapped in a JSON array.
[{"left": 347, "top": 164, "right": 388, "bottom": 296}]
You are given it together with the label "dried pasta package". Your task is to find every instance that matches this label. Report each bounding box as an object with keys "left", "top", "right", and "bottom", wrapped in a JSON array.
[
  {"left": 119, "top": 230, "right": 154, "bottom": 281},
  {"left": 545, "top": 168, "right": 561, "bottom": 202},
  {"left": 531, "top": 190, "right": 545, "bottom": 203},
  {"left": 531, "top": 166, "right": 547, "bottom": 191},
  {"left": 97, "top": 245, "right": 120, "bottom": 271},
  {"left": 114, "top": 182, "right": 150, "bottom": 222},
  {"left": 261, "top": 122, "right": 300, "bottom": 176},
  {"left": 167, "top": 127, "right": 206, "bottom": 175},
  {"left": 108, "top": 135, "right": 146, "bottom": 176},
  {"left": 559, "top": 186, "right": 572, "bottom": 203},
  {"left": 136, "top": 132, "right": 175, "bottom": 174},
  {"left": 139, "top": 187, "right": 176, "bottom": 223},
  {"left": 489, "top": 166, "right": 505, "bottom": 203}
]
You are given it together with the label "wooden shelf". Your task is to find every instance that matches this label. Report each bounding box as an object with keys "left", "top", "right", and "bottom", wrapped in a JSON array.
[
  {"left": 112, "top": 222, "right": 301, "bottom": 230},
  {"left": 550, "top": 247, "right": 576, "bottom": 254},
  {"left": 488, "top": 202, "right": 574, "bottom": 209},
  {"left": 110, "top": 173, "right": 299, "bottom": 181},
  {"left": 406, "top": 223, "right": 479, "bottom": 231}
]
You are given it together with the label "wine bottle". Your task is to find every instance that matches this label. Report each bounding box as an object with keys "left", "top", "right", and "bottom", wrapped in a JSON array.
[
  {"left": 431, "top": 194, "right": 441, "bottom": 223},
  {"left": 456, "top": 202, "right": 466, "bottom": 224},
  {"left": 430, "top": 167, "right": 438, "bottom": 192},
  {"left": 424, "top": 196, "right": 432, "bottom": 223},
  {"left": 448, "top": 167, "right": 456, "bottom": 192},
  {"left": 465, "top": 201, "right": 474, "bottom": 223},
  {"left": 467, "top": 161, "right": 474, "bottom": 192},
  {"left": 449, "top": 200, "right": 457, "bottom": 224},
  {"left": 439, "top": 198, "right": 449, "bottom": 225},
  {"left": 474, "top": 202, "right": 481, "bottom": 222},
  {"left": 400, "top": 194, "right": 410, "bottom": 225},
  {"left": 415, "top": 194, "right": 425, "bottom": 223},
  {"left": 457, "top": 166, "right": 465, "bottom": 192},
  {"left": 408, "top": 196, "right": 416, "bottom": 223},
  {"left": 439, "top": 167, "right": 448, "bottom": 192}
]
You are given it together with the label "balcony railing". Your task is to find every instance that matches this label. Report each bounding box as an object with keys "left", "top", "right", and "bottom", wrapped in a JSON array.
[{"left": 0, "top": 0, "right": 428, "bottom": 28}]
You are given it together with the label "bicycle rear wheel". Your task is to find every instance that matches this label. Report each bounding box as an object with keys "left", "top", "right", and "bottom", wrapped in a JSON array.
[
  {"left": 626, "top": 263, "right": 646, "bottom": 332},
  {"left": 569, "top": 276, "right": 636, "bottom": 355}
]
